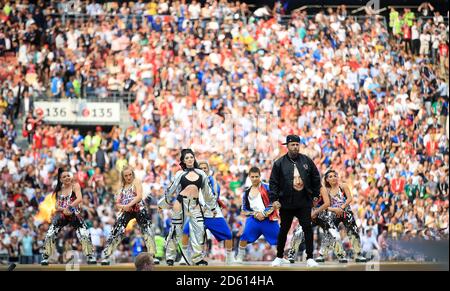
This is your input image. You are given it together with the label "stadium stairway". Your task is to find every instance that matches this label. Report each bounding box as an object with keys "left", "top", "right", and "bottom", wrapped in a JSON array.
[
  {"left": 15, "top": 116, "right": 29, "bottom": 150},
  {"left": 119, "top": 102, "right": 134, "bottom": 132}
]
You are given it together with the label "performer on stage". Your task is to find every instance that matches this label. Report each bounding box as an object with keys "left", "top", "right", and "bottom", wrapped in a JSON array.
[
  {"left": 287, "top": 181, "right": 347, "bottom": 263},
  {"left": 269, "top": 135, "right": 320, "bottom": 267},
  {"left": 235, "top": 167, "right": 280, "bottom": 263},
  {"left": 323, "top": 169, "right": 367, "bottom": 263},
  {"left": 158, "top": 149, "right": 217, "bottom": 266},
  {"left": 101, "top": 166, "right": 158, "bottom": 265},
  {"left": 181, "top": 161, "right": 234, "bottom": 264},
  {"left": 41, "top": 167, "right": 97, "bottom": 265}
]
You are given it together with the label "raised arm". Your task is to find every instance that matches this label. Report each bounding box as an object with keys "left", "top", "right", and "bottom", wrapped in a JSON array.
[{"left": 160, "top": 170, "right": 183, "bottom": 207}]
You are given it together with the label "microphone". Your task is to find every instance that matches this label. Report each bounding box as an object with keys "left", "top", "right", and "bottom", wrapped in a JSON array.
[{"left": 7, "top": 263, "right": 16, "bottom": 271}]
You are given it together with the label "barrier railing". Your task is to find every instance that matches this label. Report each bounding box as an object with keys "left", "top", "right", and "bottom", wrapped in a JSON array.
[
  {"left": 33, "top": 90, "right": 136, "bottom": 106},
  {"left": 44, "top": 10, "right": 386, "bottom": 27}
]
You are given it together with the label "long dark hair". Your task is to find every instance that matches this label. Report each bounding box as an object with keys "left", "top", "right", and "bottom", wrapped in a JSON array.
[
  {"left": 324, "top": 169, "right": 338, "bottom": 188},
  {"left": 54, "top": 167, "right": 70, "bottom": 196},
  {"left": 179, "top": 149, "right": 200, "bottom": 171}
]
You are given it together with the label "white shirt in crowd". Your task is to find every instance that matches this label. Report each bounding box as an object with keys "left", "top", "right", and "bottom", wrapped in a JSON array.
[
  {"left": 0, "top": 157, "right": 7, "bottom": 171},
  {"left": 188, "top": 3, "right": 201, "bottom": 19},
  {"left": 361, "top": 234, "right": 380, "bottom": 253},
  {"left": 260, "top": 97, "right": 274, "bottom": 113},
  {"left": 411, "top": 25, "right": 420, "bottom": 40},
  {"left": 90, "top": 227, "right": 104, "bottom": 247},
  {"left": 420, "top": 33, "right": 431, "bottom": 48}
]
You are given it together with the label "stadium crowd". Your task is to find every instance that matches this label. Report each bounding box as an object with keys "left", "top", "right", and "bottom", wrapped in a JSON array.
[{"left": 0, "top": 0, "right": 448, "bottom": 264}]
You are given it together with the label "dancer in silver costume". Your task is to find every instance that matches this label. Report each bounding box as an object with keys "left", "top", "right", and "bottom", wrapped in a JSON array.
[
  {"left": 287, "top": 184, "right": 346, "bottom": 263},
  {"left": 323, "top": 169, "right": 367, "bottom": 263},
  {"left": 180, "top": 161, "right": 234, "bottom": 265},
  {"left": 158, "top": 149, "right": 216, "bottom": 266},
  {"left": 41, "top": 167, "right": 96, "bottom": 265},
  {"left": 101, "top": 166, "right": 158, "bottom": 265}
]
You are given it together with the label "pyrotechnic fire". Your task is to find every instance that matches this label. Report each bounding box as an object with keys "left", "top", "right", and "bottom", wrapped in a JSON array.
[
  {"left": 35, "top": 194, "right": 56, "bottom": 224},
  {"left": 126, "top": 218, "right": 137, "bottom": 232}
]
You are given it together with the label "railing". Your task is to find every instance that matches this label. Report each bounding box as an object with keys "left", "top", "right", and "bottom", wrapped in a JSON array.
[
  {"left": 44, "top": 11, "right": 252, "bottom": 25},
  {"left": 278, "top": 14, "right": 388, "bottom": 24},
  {"left": 46, "top": 12, "right": 148, "bottom": 25},
  {"left": 43, "top": 6, "right": 389, "bottom": 26},
  {"left": 418, "top": 16, "right": 449, "bottom": 23},
  {"left": 33, "top": 90, "right": 136, "bottom": 106},
  {"left": 43, "top": 11, "right": 388, "bottom": 32}
]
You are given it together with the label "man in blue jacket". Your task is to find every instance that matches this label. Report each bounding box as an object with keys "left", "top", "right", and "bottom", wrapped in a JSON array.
[{"left": 235, "top": 167, "right": 279, "bottom": 263}]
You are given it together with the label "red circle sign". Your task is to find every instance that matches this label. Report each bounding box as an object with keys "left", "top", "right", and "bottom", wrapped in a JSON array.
[{"left": 82, "top": 108, "right": 90, "bottom": 117}]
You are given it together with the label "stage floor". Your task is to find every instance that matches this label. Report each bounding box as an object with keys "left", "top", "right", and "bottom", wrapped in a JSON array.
[{"left": 1, "top": 261, "right": 448, "bottom": 271}]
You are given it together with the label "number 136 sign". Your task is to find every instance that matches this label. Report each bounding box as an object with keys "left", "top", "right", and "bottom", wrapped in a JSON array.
[{"left": 34, "top": 101, "right": 121, "bottom": 124}]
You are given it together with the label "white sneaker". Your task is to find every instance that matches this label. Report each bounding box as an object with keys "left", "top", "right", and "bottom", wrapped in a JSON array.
[
  {"left": 226, "top": 254, "right": 235, "bottom": 265},
  {"left": 234, "top": 255, "right": 243, "bottom": 264},
  {"left": 306, "top": 258, "right": 319, "bottom": 267},
  {"left": 355, "top": 256, "right": 367, "bottom": 263},
  {"left": 271, "top": 257, "right": 290, "bottom": 267},
  {"left": 87, "top": 255, "right": 97, "bottom": 265},
  {"left": 281, "top": 258, "right": 291, "bottom": 264}
]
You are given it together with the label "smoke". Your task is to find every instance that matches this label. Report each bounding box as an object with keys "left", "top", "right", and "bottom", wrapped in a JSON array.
[{"left": 387, "top": 238, "right": 449, "bottom": 265}]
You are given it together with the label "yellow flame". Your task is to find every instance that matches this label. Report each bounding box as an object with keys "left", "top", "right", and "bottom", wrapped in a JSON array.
[
  {"left": 126, "top": 218, "right": 137, "bottom": 232},
  {"left": 35, "top": 194, "right": 57, "bottom": 224}
]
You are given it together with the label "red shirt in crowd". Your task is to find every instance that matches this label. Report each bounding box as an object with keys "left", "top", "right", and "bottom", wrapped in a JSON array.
[
  {"left": 426, "top": 139, "right": 438, "bottom": 156},
  {"left": 44, "top": 131, "right": 57, "bottom": 148},
  {"left": 402, "top": 24, "right": 411, "bottom": 40},
  {"left": 128, "top": 102, "right": 140, "bottom": 121},
  {"left": 76, "top": 170, "right": 88, "bottom": 188},
  {"left": 439, "top": 43, "right": 449, "bottom": 57},
  {"left": 159, "top": 100, "right": 172, "bottom": 117},
  {"left": 89, "top": 173, "right": 104, "bottom": 188},
  {"left": 367, "top": 96, "right": 376, "bottom": 118},
  {"left": 33, "top": 132, "right": 43, "bottom": 150},
  {"left": 391, "top": 177, "right": 406, "bottom": 194}
]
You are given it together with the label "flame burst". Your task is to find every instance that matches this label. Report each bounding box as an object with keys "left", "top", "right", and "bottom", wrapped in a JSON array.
[
  {"left": 126, "top": 218, "right": 137, "bottom": 232},
  {"left": 35, "top": 194, "right": 56, "bottom": 224}
]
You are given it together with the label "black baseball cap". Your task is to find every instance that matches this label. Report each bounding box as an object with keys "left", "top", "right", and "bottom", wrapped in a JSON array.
[{"left": 282, "top": 135, "right": 301, "bottom": 145}]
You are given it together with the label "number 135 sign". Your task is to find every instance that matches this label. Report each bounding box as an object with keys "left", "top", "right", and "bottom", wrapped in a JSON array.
[{"left": 34, "top": 101, "right": 121, "bottom": 124}]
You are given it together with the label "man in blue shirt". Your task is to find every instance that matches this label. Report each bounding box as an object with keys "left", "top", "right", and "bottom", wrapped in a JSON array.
[
  {"left": 51, "top": 74, "right": 63, "bottom": 98},
  {"left": 20, "top": 228, "right": 34, "bottom": 264}
]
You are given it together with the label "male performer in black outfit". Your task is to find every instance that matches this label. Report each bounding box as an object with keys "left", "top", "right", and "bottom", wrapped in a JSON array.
[{"left": 269, "top": 135, "right": 321, "bottom": 267}]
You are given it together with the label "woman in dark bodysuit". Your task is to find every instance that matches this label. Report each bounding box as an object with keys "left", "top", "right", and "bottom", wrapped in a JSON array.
[{"left": 158, "top": 149, "right": 216, "bottom": 266}]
